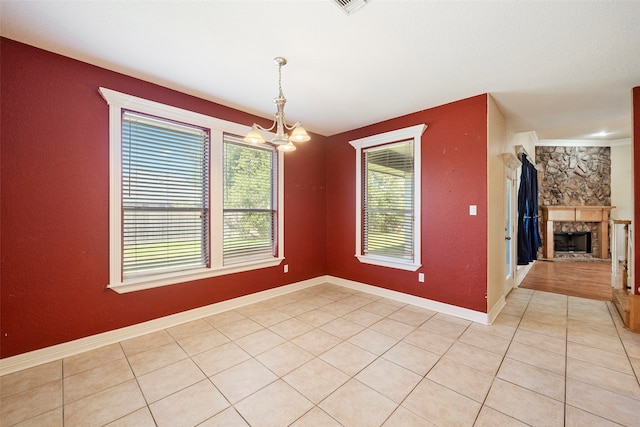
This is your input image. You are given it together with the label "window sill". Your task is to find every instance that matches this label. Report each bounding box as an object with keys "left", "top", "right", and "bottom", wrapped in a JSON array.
[
  {"left": 355, "top": 255, "right": 421, "bottom": 271},
  {"left": 108, "top": 258, "right": 284, "bottom": 294}
]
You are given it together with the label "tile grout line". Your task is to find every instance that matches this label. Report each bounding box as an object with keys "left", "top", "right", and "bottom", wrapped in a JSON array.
[
  {"left": 565, "top": 295, "right": 640, "bottom": 424},
  {"left": 470, "top": 288, "right": 535, "bottom": 426},
  {"left": 281, "top": 297, "right": 456, "bottom": 426},
  {"left": 564, "top": 293, "right": 569, "bottom": 427},
  {"left": 258, "top": 297, "right": 387, "bottom": 426},
  {"left": 371, "top": 306, "right": 446, "bottom": 426},
  {"left": 122, "top": 340, "right": 157, "bottom": 426},
  {"left": 306, "top": 302, "right": 408, "bottom": 426},
  {"left": 61, "top": 353, "right": 65, "bottom": 425},
  {"left": 181, "top": 328, "right": 244, "bottom": 426},
  {"left": 607, "top": 300, "right": 640, "bottom": 388},
  {"left": 188, "top": 293, "right": 382, "bottom": 425}
]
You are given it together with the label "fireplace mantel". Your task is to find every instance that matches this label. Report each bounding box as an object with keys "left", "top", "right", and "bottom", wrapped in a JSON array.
[{"left": 541, "top": 206, "right": 614, "bottom": 259}]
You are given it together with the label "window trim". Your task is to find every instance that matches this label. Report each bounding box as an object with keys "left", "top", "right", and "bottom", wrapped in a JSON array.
[
  {"left": 349, "top": 124, "right": 426, "bottom": 271},
  {"left": 100, "top": 87, "right": 284, "bottom": 293}
]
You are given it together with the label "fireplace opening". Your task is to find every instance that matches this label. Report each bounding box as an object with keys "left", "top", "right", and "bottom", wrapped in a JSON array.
[{"left": 554, "top": 232, "right": 592, "bottom": 254}]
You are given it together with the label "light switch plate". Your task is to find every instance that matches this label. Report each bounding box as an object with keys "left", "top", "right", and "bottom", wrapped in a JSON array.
[{"left": 469, "top": 205, "right": 477, "bottom": 216}]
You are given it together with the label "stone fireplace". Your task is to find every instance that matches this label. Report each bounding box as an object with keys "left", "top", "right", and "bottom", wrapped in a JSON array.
[{"left": 536, "top": 146, "right": 612, "bottom": 259}]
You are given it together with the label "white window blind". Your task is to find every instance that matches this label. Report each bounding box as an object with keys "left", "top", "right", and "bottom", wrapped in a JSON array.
[
  {"left": 122, "top": 111, "right": 210, "bottom": 278},
  {"left": 363, "top": 139, "right": 414, "bottom": 260},
  {"left": 223, "top": 135, "right": 276, "bottom": 264}
]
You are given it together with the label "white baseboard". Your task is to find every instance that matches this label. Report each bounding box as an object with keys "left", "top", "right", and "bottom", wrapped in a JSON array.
[
  {"left": 487, "top": 295, "right": 506, "bottom": 324},
  {"left": 515, "top": 260, "right": 536, "bottom": 287},
  {"left": 0, "top": 276, "right": 325, "bottom": 376},
  {"left": 1, "top": 275, "right": 491, "bottom": 376},
  {"left": 327, "top": 275, "right": 490, "bottom": 325}
]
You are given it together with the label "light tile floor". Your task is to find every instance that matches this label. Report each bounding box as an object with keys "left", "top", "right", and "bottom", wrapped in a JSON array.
[{"left": 2, "top": 284, "right": 640, "bottom": 426}]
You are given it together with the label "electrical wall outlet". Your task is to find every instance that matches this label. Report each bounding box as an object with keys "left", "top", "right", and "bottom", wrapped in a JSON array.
[
  {"left": 284, "top": 264, "right": 288, "bottom": 273},
  {"left": 418, "top": 273, "right": 424, "bottom": 282}
]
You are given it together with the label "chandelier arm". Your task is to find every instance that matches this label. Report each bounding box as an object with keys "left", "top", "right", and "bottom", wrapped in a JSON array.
[
  {"left": 283, "top": 121, "right": 302, "bottom": 131},
  {"left": 253, "top": 121, "right": 277, "bottom": 132}
]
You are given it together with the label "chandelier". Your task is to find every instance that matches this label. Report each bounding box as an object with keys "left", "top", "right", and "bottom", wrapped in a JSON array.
[{"left": 244, "top": 57, "right": 310, "bottom": 152}]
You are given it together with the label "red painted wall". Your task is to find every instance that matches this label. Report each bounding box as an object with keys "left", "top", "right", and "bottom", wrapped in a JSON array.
[
  {"left": 634, "top": 87, "right": 640, "bottom": 295},
  {"left": 325, "top": 96, "right": 489, "bottom": 312},
  {"left": 1, "top": 37, "right": 489, "bottom": 359},
  {"left": 0, "top": 38, "right": 326, "bottom": 358}
]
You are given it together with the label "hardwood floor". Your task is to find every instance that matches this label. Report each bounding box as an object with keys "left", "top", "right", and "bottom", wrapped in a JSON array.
[{"left": 518, "top": 260, "right": 613, "bottom": 301}]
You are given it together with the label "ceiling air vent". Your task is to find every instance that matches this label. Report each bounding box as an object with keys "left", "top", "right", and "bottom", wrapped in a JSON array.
[{"left": 333, "top": 0, "right": 368, "bottom": 15}]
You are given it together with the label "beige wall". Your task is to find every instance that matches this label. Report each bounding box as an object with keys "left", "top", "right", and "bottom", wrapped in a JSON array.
[
  {"left": 487, "top": 95, "right": 509, "bottom": 314},
  {"left": 611, "top": 142, "right": 633, "bottom": 221},
  {"left": 611, "top": 142, "right": 633, "bottom": 256},
  {"left": 486, "top": 97, "right": 542, "bottom": 317}
]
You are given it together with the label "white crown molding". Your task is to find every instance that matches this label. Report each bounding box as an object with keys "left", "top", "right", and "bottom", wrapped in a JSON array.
[{"left": 538, "top": 138, "right": 631, "bottom": 147}]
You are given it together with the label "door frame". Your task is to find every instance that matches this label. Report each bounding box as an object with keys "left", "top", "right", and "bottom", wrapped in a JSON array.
[{"left": 502, "top": 153, "right": 521, "bottom": 296}]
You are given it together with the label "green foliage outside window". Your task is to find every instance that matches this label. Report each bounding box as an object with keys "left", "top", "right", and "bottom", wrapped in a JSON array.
[
  {"left": 223, "top": 140, "right": 276, "bottom": 262},
  {"left": 364, "top": 141, "right": 414, "bottom": 259}
]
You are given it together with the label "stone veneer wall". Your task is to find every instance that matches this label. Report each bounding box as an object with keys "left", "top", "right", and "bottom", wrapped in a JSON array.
[{"left": 536, "top": 146, "right": 611, "bottom": 259}]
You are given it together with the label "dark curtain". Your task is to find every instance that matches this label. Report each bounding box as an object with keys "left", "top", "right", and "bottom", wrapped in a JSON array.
[{"left": 517, "top": 153, "right": 542, "bottom": 265}]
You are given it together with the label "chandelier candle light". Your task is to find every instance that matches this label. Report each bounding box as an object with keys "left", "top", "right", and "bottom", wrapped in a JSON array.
[{"left": 244, "top": 57, "right": 310, "bottom": 152}]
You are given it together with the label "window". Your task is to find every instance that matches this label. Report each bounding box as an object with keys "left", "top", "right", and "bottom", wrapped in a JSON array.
[
  {"left": 350, "top": 124, "right": 426, "bottom": 271},
  {"left": 122, "top": 111, "right": 210, "bottom": 278},
  {"left": 364, "top": 140, "right": 414, "bottom": 260},
  {"left": 223, "top": 135, "right": 277, "bottom": 264},
  {"left": 101, "top": 88, "right": 284, "bottom": 293}
]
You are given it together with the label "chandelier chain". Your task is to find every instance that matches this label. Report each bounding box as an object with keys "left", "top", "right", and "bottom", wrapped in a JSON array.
[{"left": 278, "top": 62, "right": 284, "bottom": 99}]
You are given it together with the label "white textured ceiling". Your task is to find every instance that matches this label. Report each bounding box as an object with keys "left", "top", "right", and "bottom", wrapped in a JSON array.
[{"left": 1, "top": 0, "right": 639, "bottom": 141}]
